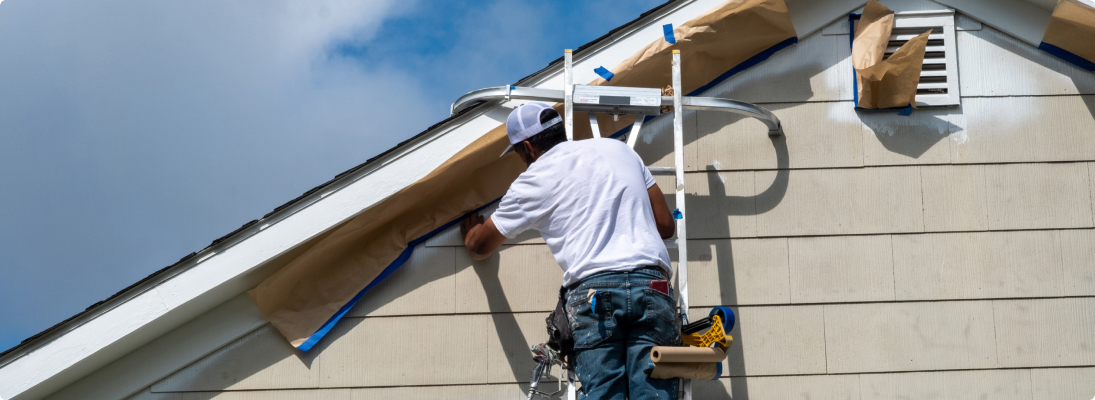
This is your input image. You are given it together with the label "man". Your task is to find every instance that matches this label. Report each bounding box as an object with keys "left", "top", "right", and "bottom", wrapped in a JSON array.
[{"left": 461, "top": 103, "right": 679, "bottom": 399}]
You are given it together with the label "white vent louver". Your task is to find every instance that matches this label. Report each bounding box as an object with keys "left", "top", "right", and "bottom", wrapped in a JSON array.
[{"left": 889, "top": 10, "right": 961, "bottom": 106}]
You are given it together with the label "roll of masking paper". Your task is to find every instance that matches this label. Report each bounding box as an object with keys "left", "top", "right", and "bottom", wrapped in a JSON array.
[
  {"left": 650, "top": 346, "right": 726, "bottom": 363},
  {"left": 649, "top": 362, "right": 721, "bottom": 380}
]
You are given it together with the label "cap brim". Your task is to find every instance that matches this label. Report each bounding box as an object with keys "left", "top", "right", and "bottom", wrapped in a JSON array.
[{"left": 499, "top": 144, "right": 515, "bottom": 158}]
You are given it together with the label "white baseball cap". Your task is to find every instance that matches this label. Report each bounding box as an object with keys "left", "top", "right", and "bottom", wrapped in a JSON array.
[{"left": 501, "top": 103, "right": 562, "bottom": 157}]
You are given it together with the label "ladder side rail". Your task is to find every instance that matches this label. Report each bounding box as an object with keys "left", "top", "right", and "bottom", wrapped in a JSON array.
[
  {"left": 567, "top": 369, "right": 577, "bottom": 400},
  {"left": 564, "top": 50, "right": 574, "bottom": 141},
  {"left": 671, "top": 49, "right": 692, "bottom": 400}
]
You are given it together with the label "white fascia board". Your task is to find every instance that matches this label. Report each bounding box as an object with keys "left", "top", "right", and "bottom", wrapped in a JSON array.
[
  {"left": 43, "top": 295, "right": 266, "bottom": 400},
  {"left": 931, "top": 0, "right": 1052, "bottom": 46},
  {"left": 3, "top": 290, "right": 169, "bottom": 400},
  {"left": 786, "top": 0, "right": 867, "bottom": 38},
  {"left": 0, "top": 0, "right": 866, "bottom": 398}
]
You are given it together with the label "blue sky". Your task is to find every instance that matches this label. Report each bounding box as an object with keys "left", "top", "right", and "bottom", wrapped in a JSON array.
[{"left": 0, "top": 0, "right": 665, "bottom": 352}]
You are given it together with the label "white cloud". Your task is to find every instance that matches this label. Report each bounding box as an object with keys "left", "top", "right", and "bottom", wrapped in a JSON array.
[{"left": 0, "top": 0, "right": 428, "bottom": 345}]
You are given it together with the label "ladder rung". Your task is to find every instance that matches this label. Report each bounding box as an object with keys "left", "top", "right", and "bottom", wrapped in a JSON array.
[{"left": 648, "top": 166, "right": 676, "bottom": 175}]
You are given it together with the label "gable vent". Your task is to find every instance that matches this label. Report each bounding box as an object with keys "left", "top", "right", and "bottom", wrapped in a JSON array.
[{"left": 887, "top": 10, "right": 961, "bottom": 106}]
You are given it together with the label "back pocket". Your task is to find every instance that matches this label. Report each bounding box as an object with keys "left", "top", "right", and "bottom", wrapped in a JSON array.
[
  {"left": 643, "top": 288, "right": 681, "bottom": 345},
  {"left": 566, "top": 291, "right": 613, "bottom": 349}
]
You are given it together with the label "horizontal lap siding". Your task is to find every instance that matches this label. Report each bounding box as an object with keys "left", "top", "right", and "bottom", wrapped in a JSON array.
[
  {"left": 136, "top": 367, "right": 1095, "bottom": 399},
  {"left": 857, "top": 369, "right": 1032, "bottom": 400},
  {"left": 149, "top": 299, "right": 1095, "bottom": 387},
  {"left": 688, "top": 238, "right": 791, "bottom": 306},
  {"left": 824, "top": 301, "right": 999, "bottom": 373},
  {"left": 152, "top": 325, "right": 320, "bottom": 392},
  {"left": 345, "top": 246, "right": 456, "bottom": 317},
  {"left": 957, "top": 27, "right": 1095, "bottom": 97},
  {"left": 893, "top": 230, "right": 1095, "bottom": 300},
  {"left": 143, "top": 22, "right": 1095, "bottom": 399},
  {"left": 684, "top": 95, "right": 1095, "bottom": 172},
  {"left": 685, "top": 162, "right": 1094, "bottom": 240},
  {"left": 695, "top": 367, "right": 1095, "bottom": 400}
]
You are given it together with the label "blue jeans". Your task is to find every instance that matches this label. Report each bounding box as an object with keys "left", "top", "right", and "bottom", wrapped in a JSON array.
[{"left": 565, "top": 268, "right": 681, "bottom": 400}]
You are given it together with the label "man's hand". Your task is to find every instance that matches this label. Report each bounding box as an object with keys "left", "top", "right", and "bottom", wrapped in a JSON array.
[
  {"left": 461, "top": 213, "right": 485, "bottom": 240},
  {"left": 461, "top": 212, "right": 507, "bottom": 260}
]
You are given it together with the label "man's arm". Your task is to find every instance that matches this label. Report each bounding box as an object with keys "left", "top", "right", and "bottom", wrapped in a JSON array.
[
  {"left": 648, "top": 183, "right": 675, "bottom": 239},
  {"left": 461, "top": 213, "right": 508, "bottom": 260}
]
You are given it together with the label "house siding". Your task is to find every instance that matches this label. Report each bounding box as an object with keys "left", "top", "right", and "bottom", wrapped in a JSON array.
[{"left": 62, "top": 19, "right": 1095, "bottom": 400}]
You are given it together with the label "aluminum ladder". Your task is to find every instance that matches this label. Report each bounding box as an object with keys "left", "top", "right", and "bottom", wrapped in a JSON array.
[{"left": 451, "top": 49, "right": 783, "bottom": 400}]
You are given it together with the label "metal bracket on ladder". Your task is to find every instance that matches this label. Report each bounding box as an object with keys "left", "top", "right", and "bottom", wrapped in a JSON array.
[{"left": 451, "top": 49, "right": 784, "bottom": 400}]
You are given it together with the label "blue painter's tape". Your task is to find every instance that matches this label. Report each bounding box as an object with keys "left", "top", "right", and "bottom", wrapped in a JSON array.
[
  {"left": 849, "top": 14, "right": 861, "bottom": 108},
  {"left": 663, "top": 24, "right": 677, "bottom": 44},
  {"left": 672, "top": 209, "right": 682, "bottom": 220},
  {"left": 594, "top": 66, "right": 615, "bottom": 81},
  {"left": 897, "top": 105, "right": 914, "bottom": 116},
  {"left": 1039, "top": 42, "right": 1095, "bottom": 71},
  {"left": 296, "top": 198, "right": 502, "bottom": 351},
  {"left": 591, "top": 291, "right": 598, "bottom": 314},
  {"left": 709, "top": 306, "right": 735, "bottom": 332}
]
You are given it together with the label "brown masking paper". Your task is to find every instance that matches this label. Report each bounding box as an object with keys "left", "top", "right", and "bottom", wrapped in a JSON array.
[
  {"left": 1042, "top": 0, "right": 1095, "bottom": 65},
  {"left": 650, "top": 346, "right": 727, "bottom": 363},
  {"left": 249, "top": 0, "right": 798, "bottom": 348},
  {"left": 852, "top": 0, "right": 931, "bottom": 109},
  {"left": 649, "top": 362, "right": 720, "bottom": 380}
]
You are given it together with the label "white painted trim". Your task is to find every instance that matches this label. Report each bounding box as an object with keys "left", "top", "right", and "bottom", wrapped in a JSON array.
[
  {"left": 822, "top": 8, "right": 983, "bottom": 35},
  {"left": 786, "top": 0, "right": 867, "bottom": 38},
  {"left": 2, "top": 0, "right": 795, "bottom": 398},
  {"left": 931, "top": 0, "right": 1052, "bottom": 46},
  {"left": 42, "top": 295, "right": 266, "bottom": 400}
]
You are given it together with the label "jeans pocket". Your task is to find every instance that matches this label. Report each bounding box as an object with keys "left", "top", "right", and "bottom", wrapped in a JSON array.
[
  {"left": 567, "top": 291, "right": 613, "bottom": 349},
  {"left": 643, "top": 288, "right": 681, "bottom": 345}
]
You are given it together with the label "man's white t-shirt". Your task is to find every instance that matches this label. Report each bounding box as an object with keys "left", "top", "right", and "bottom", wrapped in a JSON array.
[{"left": 491, "top": 138, "right": 672, "bottom": 287}]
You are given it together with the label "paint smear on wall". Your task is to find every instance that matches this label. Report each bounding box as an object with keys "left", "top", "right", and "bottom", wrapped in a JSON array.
[
  {"left": 827, "top": 101, "right": 969, "bottom": 144},
  {"left": 710, "top": 160, "right": 727, "bottom": 184},
  {"left": 865, "top": 108, "right": 968, "bottom": 144}
]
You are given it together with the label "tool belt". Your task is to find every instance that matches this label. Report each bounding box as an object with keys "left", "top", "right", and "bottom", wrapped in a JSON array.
[{"left": 545, "top": 286, "right": 575, "bottom": 363}]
